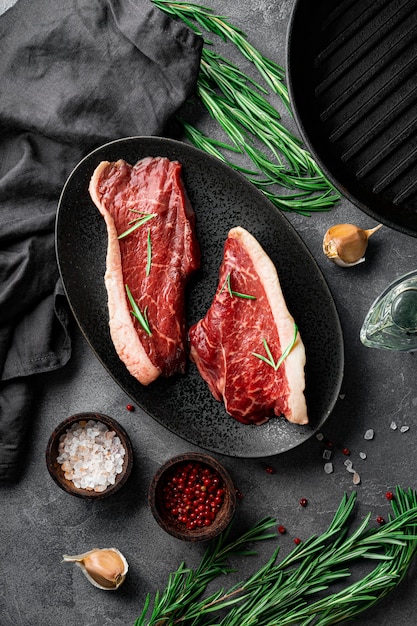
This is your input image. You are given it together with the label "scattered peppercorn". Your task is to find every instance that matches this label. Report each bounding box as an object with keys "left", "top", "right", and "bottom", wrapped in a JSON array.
[
  {"left": 126, "top": 404, "right": 135, "bottom": 412},
  {"left": 294, "top": 537, "right": 301, "bottom": 545},
  {"left": 386, "top": 491, "right": 394, "bottom": 501},
  {"left": 376, "top": 516, "right": 385, "bottom": 525},
  {"left": 265, "top": 465, "right": 275, "bottom": 474},
  {"left": 278, "top": 525, "right": 286, "bottom": 534},
  {"left": 299, "top": 498, "right": 308, "bottom": 507},
  {"left": 342, "top": 447, "right": 350, "bottom": 456},
  {"left": 235, "top": 489, "right": 244, "bottom": 500}
]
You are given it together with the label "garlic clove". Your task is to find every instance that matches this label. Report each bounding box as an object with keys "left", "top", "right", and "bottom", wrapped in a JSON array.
[
  {"left": 323, "top": 223, "right": 382, "bottom": 267},
  {"left": 63, "top": 547, "right": 128, "bottom": 590}
]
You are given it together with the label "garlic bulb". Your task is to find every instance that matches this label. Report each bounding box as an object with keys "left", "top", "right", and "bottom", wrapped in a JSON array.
[
  {"left": 62, "top": 548, "right": 128, "bottom": 590},
  {"left": 323, "top": 223, "right": 382, "bottom": 267}
]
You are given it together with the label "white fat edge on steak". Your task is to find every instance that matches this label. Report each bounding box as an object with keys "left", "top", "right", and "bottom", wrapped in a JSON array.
[
  {"left": 228, "top": 227, "right": 308, "bottom": 425},
  {"left": 89, "top": 160, "right": 161, "bottom": 385}
]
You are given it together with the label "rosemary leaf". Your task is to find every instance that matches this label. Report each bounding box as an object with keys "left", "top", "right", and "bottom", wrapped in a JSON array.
[
  {"left": 125, "top": 284, "right": 152, "bottom": 336},
  {"left": 220, "top": 272, "right": 256, "bottom": 300},
  {"left": 252, "top": 325, "right": 298, "bottom": 371},
  {"left": 146, "top": 228, "right": 152, "bottom": 277},
  {"left": 118, "top": 212, "right": 156, "bottom": 240}
]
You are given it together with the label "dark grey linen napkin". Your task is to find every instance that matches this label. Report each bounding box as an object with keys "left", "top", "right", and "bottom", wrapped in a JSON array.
[{"left": 0, "top": 0, "right": 202, "bottom": 480}]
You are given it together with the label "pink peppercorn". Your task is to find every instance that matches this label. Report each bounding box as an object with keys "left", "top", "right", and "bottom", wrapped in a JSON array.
[{"left": 162, "top": 461, "right": 224, "bottom": 529}]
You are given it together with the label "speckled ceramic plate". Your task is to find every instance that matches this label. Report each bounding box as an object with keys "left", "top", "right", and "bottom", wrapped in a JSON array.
[{"left": 56, "top": 136, "right": 344, "bottom": 458}]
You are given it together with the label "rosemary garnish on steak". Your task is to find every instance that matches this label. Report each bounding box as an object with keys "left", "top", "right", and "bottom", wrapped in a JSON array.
[
  {"left": 252, "top": 323, "right": 298, "bottom": 370},
  {"left": 220, "top": 271, "right": 256, "bottom": 300},
  {"left": 145, "top": 228, "right": 152, "bottom": 277},
  {"left": 118, "top": 211, "right": 156, "bottom": 240},
  {"left": 125, "top": 284, "right": 152, "bottom": 336}
]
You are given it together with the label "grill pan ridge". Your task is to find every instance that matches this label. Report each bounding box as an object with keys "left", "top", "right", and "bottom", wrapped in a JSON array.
[{"left": 287, "top": 0, "right": 417, "bottom": 237}]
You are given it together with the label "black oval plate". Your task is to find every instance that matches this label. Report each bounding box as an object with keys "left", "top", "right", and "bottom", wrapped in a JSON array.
[
  {"left": 56, "top": 136, "right": 344, "bottom": 458},
  {"left": 287, "top": 0, "right": 417, "bottom": 237}
]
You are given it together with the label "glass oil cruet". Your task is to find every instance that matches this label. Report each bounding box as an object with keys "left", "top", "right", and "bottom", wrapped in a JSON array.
[{"left": 360, "top": 269, "right": 417, "bottom": 351}]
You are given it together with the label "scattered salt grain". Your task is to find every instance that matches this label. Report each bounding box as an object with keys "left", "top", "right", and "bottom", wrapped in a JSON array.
[
  {"left": 390, "top": 422, "right": 397, "bottom": 431},
  {"left": 352, "top": 472, "right": 361, "bottom": 485},
  {"left": 324, "top": 462, "right": 334, "bottom": 474},
  {"left": 56, "top": 420, "right": 125, "bottom": 493},
  {"left": 322, "top": 449, "right": 333, "bottom": 460},
  {"left": 364, "top": 429, "right": 374, "bottom": 440},
  {"left": 344, "top": 459, "right": 355, "bottom": 474},
  {"left": 359, "top": 452, "right": 367, "bottom": 460},
  {"left": 316, "top": 432, "right": 324, "bottom": 442},
  {"left": 400, "top": 426, "right": 410, "bottom": 433}
]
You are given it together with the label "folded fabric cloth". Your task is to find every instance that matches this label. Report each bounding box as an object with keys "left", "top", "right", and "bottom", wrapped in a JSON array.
[{"left": 0, "top": 0, "right": 202, "bottom": 480}]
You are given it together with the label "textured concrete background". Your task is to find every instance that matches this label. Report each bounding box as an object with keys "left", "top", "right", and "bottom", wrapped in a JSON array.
[{"left": 1, "top": 1, "right": 417, "bottom": 625}]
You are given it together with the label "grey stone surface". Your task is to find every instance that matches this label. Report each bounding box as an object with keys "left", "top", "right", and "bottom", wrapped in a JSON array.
[{"left": 2, "top": 1, "right": 417, "bottom": 625}]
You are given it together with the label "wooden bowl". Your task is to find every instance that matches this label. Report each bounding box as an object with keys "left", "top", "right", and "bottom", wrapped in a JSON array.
[
  {"left": 46, "top": 413, "right": 133, "bottom": 499},
  {"left": 148, "top": 453, "right": 236, "bottom": 542}
]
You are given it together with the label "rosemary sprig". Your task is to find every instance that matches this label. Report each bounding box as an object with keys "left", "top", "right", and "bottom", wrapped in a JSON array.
[
  {"left": 151, "top": 1, "right": 288, "bottom": 107},
  {"left": 220, "top": 271, "right": 256, "bottom": 300},
  {"left": 125, "top": 284, "right": 152, "bottom": 336},
  {"left": 134, "top": 487, "right": 417, "bottom": 626},
  {"left": 134, "top": 517, "right": 277, "bottom": 626},
  {"left": 118, "top": 211, "right": 156, "bottom": 240},
  {"left": 252, "top": 323, "right": 298, "bottom": 371},
  {"left": 151, "top": 0, "right": 341, "bottom": 215}
]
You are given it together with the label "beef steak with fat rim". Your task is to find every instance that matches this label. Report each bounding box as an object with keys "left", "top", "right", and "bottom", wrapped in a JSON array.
[
  {"left": 189, "top": 226, "right": 308, "bottom": 425},
  {"left": 89, "top": 156, "right": 200, "bottom": 385}
]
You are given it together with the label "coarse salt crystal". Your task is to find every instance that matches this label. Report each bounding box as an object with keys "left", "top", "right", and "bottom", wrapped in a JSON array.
[
  {"left": 324, "top": 462, "right": 334, "bottom": 474},
  {"left": 57, "top": 420, "right": 125, "bottom": 492},
  {"left": 364, "top": 429, "right": 374, "bottom": 440},
  {"left": 400, "top": 426, "right": 410, "bottom": 433}
]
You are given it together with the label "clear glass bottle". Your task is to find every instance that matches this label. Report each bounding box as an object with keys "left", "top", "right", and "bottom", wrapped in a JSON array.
[{"left": 360, "top": 269, "right": 417, "bottom": 351}]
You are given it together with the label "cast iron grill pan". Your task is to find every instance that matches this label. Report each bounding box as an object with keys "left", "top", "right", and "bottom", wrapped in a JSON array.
[{"left": 287, "top": 0, "right": 417, "bottom": 237}]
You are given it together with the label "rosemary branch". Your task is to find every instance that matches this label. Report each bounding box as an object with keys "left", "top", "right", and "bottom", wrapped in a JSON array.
[
  {"left": 134, "top": 487, "right": 417, "bottom": 626},
  {"left": 151, "top": 0, "right": 340, "bottom": 215},
  {"left": 134, "top": 518, "right": 277, "bottom": 626}
]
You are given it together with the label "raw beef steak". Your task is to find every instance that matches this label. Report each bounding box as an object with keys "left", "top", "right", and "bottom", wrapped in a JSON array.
[
  {"left": 89, "top": 156, "right": 200, "bottom": 385},
  {"left": 189, "top": 227, "right": 308, "bottom": 425}
]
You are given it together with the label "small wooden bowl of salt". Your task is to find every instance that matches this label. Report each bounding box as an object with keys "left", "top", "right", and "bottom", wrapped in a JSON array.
[{"left": 46, "top": 413, "right": 133, "bottom": 499}]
